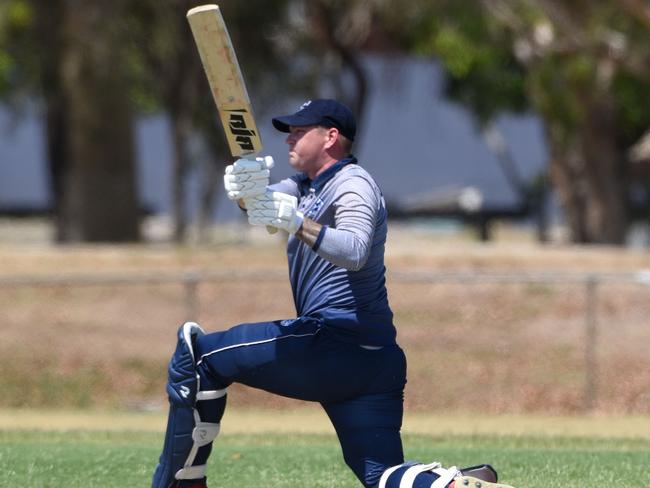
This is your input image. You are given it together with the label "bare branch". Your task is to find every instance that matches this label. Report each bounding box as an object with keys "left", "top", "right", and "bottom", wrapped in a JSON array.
[
  {"left": 479, "top": 0, "right": 525, "bottom": 31},
  {"left": 616, "top": 0, "right": 650, "bottom": 29},
  {"left": 533, "top": 0, "right": 589, "bottom": 47}
]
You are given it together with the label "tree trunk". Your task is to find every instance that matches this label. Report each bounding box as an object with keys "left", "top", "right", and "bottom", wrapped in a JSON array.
[
  {"left": 578, "top": 96, "right": 627, "bottom": 243},
  {"left": 44, "top": 94, "right": 69, "bottom": 242},
  {"left": 170, "top": 114, "right": 192, "bottom": 243},
  {"left": 164, "top": 1, "right": 204, "bottom": 244},
  {"left": 547, "top": 127, "right": 590, "bottom": 243},
  {"left": 58, "top": 1, "right": 140, "bottom": 242},
  {"left": 31, "top": 0, "right": 68, "bottom": 241},
  {"left": 309, "top": 1, "right": 369, "bottom": 135},
  {"left": 547, "top": 96, "right": 627, "bottom": 244},
  {"left": 197, "top": 153, "right": 220, "bottom": 244}
]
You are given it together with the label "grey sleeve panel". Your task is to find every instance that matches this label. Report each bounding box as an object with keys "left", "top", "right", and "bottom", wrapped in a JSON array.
[
  {"left": 315, "top": 174, "right": 380, "bottom": 271},
  {"left": 268, "top": 177, "right": 300, "bottom": 197}
]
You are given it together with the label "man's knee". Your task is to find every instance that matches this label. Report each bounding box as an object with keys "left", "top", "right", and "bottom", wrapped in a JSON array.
[{"left": 166, "top": 322, "right": 203, "bottom": 406}]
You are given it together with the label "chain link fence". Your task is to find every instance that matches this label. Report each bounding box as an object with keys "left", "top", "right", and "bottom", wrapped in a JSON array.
[{"left": 1, "top": 269, "right": 649, "bottom": 413}]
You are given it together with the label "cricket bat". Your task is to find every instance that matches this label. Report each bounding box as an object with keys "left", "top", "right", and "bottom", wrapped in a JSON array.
[{"left": 187, "top": 4, "right": 262, "bottom": 158}]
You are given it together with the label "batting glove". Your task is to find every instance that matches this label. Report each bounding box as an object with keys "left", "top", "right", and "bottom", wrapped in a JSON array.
[
  {"left": 247, "top": 191, "right": 304, "bottom": 234},
  {"left": 223, "top": 155, "right": 274, "bottom": 201}
]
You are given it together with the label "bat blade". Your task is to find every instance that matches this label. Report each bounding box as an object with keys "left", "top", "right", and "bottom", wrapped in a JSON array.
[{"left": 187, "top": 4, "right": 262, "bottom": 157}]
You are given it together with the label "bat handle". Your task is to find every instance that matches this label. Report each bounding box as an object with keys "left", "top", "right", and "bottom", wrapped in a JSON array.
[
  {"left": 262, "top": 155, "right": 274, "bottom": 235},
  {"left": 243, "top": 155, "right": 274, "bottom": 234},
  {"left": 262, "top": 156, "right": 275, "bottom": 234},
  {"left": 261, "top": 155, "right": 274, "bottom": 170}
]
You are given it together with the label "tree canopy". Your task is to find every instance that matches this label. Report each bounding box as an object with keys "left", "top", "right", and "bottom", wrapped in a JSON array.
[
  {"left": 379, "top": 0, "right": 650, "bottom": 243},
  {"left": 1, "top": 0, "right": 649, "bottom": 244}
]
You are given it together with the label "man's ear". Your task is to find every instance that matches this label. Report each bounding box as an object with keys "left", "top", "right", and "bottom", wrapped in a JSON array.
[{"left": 324, "top": 127, "right": 340, "bottom": 150}]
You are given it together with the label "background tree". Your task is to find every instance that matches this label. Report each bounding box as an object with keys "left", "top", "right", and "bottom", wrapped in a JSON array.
[
  {"left": 2, "top": 0, "right": 648, "bottom": 245},
  {"left": 130, "top": 0, "right": 295, "bottom": 243},
  {"left": 58, "top": 0, "right": 140, "bottom": 242},
  {"left": 0, "top": 0, "right": 70, "bottom": 239},
  {"left": 273, "top": 0, "right": 387, "bottom": 141},
  {"left": 192, "top": 0, "right": 295, "bottom": 242},
  {"left": 128, "top": 0, "right": 206, "bottom": 243},
  {"left": 1, "top": 0, "right": 297, "bottom": 244},
  {"left": 1, "top": 0, "right": 140, "bottom": 242},
  {"left": 381, "top": 0, "right": 650, "bottom": 244}
]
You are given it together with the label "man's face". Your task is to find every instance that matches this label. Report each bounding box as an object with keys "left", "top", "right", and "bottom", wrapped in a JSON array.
[{"left": 285, "top": 125, "right": 331, "bottom": 177}]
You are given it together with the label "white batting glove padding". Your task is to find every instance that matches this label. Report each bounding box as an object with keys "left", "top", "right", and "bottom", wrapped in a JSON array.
[
  {"left": 247, "top": 191, "right": 305, "bottom": 234},
  {"left": 223, "top": 155, "right": 274, "bottom": 201}
]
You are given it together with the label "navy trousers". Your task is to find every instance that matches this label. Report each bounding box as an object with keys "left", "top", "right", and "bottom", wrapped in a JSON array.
[{"left": 194, "top": 316, "right": 407, "bottom": 487}]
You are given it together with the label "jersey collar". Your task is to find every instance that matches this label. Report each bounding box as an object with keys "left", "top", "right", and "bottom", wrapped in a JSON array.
[{"left": 297, "top": 155, "right": 358, "bottom": 194}]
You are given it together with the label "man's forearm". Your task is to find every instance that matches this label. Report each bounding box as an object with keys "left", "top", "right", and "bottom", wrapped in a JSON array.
[
  {"left": 296, "top": 217, "right": 370, "bottom": 271},
  {"left": 295, "top": 217, "right": 321, "bottom": 248}
]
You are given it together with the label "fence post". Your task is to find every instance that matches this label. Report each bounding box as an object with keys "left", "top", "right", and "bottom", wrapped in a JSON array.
[
  {"left": 584, "top": 275, "right": 599, "bottom": 411},
  {"left": 184, "top": 271, "right": 201, "bottom": 321}
]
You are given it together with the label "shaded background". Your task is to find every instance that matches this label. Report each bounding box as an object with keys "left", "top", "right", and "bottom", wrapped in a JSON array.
[
  {"left": 0, "top": 57, "right": 548, "bottom": 224},
  {"left": 0, "top": 0, "right": 650, "bottom": 416},
  {"left": 1, "top": 0, "right": 649, "bottom": 244}
]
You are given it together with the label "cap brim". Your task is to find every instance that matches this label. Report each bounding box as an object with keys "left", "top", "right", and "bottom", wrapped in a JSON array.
[
  {"left": 272, "top": 113, "right": 321, "bottom": 133},
  {"left": 271, "top": 117, "right": 291, "bottom": 133}
]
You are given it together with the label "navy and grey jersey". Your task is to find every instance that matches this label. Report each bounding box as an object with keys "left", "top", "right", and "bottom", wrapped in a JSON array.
[{"left": 269, "top": 156, "right": 396, "bottom": 346}]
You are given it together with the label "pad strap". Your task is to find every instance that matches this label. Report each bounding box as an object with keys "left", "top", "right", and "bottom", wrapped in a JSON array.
[
  {"left": 430, "top": 466, "right": 461, "bottom": 488},
  {"left": 197, "top": 389, "right": 227, "bottom": 400},
  {"left": 401, "top": 463, "right": 441, "bottom": 487},
  {"left": 378, "top": 464, "right": 404, "bottom": 488},
  {"left": 378, "top": 462, "right": 461, "bottom": 488},
  {"left": 175, "top": 464, "right": 207, "bottom": 480}
]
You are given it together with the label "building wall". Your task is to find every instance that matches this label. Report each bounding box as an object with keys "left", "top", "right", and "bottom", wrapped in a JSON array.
[{"left": 0, "top": 56, "right": 548, "bottom": 222}]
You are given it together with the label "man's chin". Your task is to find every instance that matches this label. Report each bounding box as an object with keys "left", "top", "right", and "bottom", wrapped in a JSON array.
[{"left": 288, "top": 156, "right": 300, "bottom": 169}]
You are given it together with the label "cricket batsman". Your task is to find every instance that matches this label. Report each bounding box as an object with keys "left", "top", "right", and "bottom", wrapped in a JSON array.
[{"left": 152, "top": 99, "right": 517, "bottom": 488}]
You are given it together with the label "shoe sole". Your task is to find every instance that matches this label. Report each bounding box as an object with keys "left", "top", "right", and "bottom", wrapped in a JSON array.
[{"left": 454, "top": 476, "right": 515, "bottom": 488}]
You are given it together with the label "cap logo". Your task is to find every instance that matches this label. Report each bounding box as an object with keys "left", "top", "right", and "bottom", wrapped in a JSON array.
[{"left": 299, "top": 100, "right": 312, "bottom": 110}]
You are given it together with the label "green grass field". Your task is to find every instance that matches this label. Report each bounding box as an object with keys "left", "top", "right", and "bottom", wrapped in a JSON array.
[
  {"left": 2, "top": 240, "right": 650, "bottom": 487},
  {"left": 1, "top": 426, "right": 648, "bottom": 487}
]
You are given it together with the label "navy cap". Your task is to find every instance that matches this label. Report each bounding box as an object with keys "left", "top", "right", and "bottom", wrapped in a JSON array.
[{"left": 272, "top": 99, "right": 356, "bottom": 141}]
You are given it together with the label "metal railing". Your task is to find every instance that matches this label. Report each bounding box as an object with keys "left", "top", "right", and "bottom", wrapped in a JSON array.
[
  {"left": 2, "top": 269, "right": 649, "bottom": 411},
  {"left": 388, "top": 269, "right": 650, "bottom": 410}
]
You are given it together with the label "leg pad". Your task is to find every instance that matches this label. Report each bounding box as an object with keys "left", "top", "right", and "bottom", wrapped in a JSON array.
[
  {"left": 153, "top": 322, "right": 223, "bottom": 488},
  {"left": 379, "top": 462, "right": 516, "bottom": 488}
]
